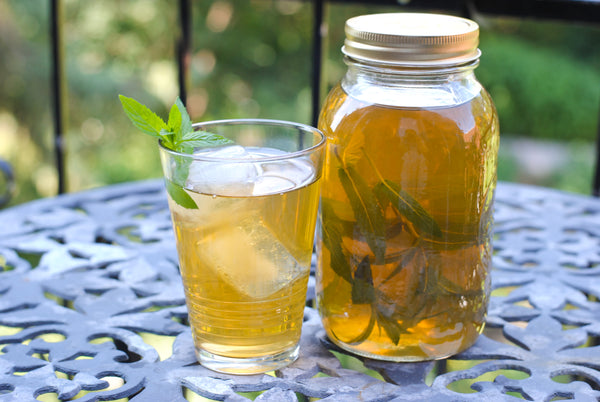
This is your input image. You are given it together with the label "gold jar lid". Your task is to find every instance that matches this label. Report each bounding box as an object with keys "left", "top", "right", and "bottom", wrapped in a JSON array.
[{"left": 343, "top": 13, "right": 481, "bottom": 66}]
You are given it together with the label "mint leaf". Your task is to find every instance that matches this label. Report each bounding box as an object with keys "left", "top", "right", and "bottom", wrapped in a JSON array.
[
  {"left": 158, "top": 128, "right": 176, "bottom": 148},
  {"left": 437, "top": 275, "right": 481, "bottom": 297},
  {"left": 119, "top": 94, "right": 234, "bottom": 210},
  {"left": 175, "top": 97, "right": 193, "bottom": 138},
  {"left": 341, "top": 130, "right": 366, "bottom": 167},
  {"left": 375, "top": 308, "right": 403, "bottom": 345},
  {"left": 383, "top": 247, "right": 418, "bottom": 283},
  {"left": 179, "top": 131, "right": 234, "bottom": 148},
  {"left": 172, "top": 153, "right": 193, "bottom": 187},
  {"left": 167, "top": 102, "right": 182, "bottom": 133},
  {"left": 119, "top": 94, "right": 232, "bottom": 152},
  {"left": 375, "top": 180, "right": 443, "bottom": 239},
  {"left": 119, "top": 95, "right": 168, "bottom": 138},
  {"left": 165, "top": 179, "right": 198, "bottom": 209},
  {"left": 351, "top": 256, "right": 375, "bottom": 304},
  {"left": 320, "top": 199, "right": 354, "bottom": 283},
  {"left": 338, "top": 166, "right": 386, "bottom": 264}
]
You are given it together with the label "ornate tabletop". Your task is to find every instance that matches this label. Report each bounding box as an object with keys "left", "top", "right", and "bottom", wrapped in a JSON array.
[{"left": 0, "top": 180, "right": 599, "bottom": 401}]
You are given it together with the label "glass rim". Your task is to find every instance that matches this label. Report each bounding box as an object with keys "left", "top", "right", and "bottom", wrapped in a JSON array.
[{"left": 158, "top": 118, "right": 326, "bottom": 163}]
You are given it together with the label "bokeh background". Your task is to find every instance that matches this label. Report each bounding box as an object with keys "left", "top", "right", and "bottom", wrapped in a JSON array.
[{"left": 1, "top": 0, "right": 599, "bottom": 207}]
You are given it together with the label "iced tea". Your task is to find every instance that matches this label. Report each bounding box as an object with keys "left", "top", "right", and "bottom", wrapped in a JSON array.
[
  {"left": 317, "top": 85, "right": 498, "bottom": 361},
  {"left": 163, "top": 140, "right": 323, "bottom": 374}
]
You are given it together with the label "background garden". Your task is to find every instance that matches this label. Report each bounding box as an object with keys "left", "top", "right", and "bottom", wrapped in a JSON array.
[{"left": 1, "top": 0, "right": 599, "bottom": 207}]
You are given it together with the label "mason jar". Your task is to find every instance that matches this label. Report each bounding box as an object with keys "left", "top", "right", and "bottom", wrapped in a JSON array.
[{"left": 316, "top": 12, "right": 499, "bottom": 361}]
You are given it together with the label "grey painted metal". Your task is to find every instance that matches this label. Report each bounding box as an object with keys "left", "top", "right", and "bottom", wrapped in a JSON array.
[{"left": 0, "top": 180, "right": 599, "bottom": 401}]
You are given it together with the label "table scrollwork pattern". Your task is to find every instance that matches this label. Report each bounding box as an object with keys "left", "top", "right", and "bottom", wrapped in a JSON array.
[{"left": 0, "top": 181, "right": 599, "bottom": 401}]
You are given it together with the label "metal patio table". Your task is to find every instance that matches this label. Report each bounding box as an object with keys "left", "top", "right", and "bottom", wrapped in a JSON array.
[{"left": 0, "top": 180, "right": 599, "bottom": 401}]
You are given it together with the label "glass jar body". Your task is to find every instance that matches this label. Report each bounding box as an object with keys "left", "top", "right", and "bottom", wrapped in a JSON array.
[{"left": 316, "top": 61, "right": 499, "bottom": 361}]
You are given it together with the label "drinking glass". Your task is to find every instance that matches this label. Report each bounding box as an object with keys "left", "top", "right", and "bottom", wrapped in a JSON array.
[{"left": 159, "top": 119, "right": 325, "bottom": 374}]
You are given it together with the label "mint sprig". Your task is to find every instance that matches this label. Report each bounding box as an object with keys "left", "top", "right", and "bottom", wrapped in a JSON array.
[
  {"left": 118, "top": 95, "right": 233, "bottom": 209},
  {"left": 118, "top": 95, "right": 232, "bottom": 152}
]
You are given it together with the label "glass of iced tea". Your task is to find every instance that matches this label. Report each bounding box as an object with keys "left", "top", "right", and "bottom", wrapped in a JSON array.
[{"left": 158, "top": 119, "right": 325, "bottom": 374}]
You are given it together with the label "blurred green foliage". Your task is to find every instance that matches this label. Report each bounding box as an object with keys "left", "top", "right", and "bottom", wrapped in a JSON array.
[
  {"left": 0, "top": 0, "right": 599, "bottom": 207},
  {"left": 478, "top": 22, "right": 600, "bottom": 141}
]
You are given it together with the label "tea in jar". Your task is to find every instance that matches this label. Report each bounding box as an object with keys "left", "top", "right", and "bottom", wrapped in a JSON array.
[{"left": 316, "top": 13, "right": 499, "bottom": 361}]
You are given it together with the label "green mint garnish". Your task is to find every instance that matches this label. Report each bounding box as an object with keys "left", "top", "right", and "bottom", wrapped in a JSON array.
[
  {"left": 118, "top": 95, "right": 232, "bottom": 151},
  {"left": 118, "top": 95, "right": 233, "bottom": 209}
]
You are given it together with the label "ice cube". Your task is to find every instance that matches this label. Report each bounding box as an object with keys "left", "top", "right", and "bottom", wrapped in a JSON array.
[
  {"left": 168, "top": 188, "right": 251, "bottom": 230},
  {"left": 248, "top": 147, "right": 288, "bottom": 158},
  {"left": 253, "top": 158, "right": 315, "bottom": 196},
  {"left": 252, "top": 175, "right": 296, "bottom": 196},
  {"left": 186, "top": 145, "right": 259, "bottom": 196},
  {"left": 186, "top": 146, "right": 315, "bottom": 197},
  {"left": 198, "top": 217, "right": 306, "bottom": 299}
]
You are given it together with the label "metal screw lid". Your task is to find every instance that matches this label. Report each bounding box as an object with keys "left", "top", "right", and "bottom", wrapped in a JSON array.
[{"left": 343, "top": 13, "right": 481, "bottom": 66}]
